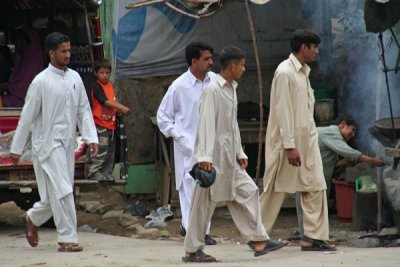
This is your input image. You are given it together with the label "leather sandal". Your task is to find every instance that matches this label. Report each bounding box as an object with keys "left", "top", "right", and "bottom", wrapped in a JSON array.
[
  {"left": 58, "top": 243, "right": 83, "bottom": 252},
  {"left": 182, "top": 249, "right": 217, "bottom": 262},
  {"left": 300, "top": 236, "right": 336, "bottom": 251},
  {"left": 25, "top": 214, "right": 38, "bottom": 247},
  {"left": 253, "top": 239, "right": 289, "bottom": 257}
]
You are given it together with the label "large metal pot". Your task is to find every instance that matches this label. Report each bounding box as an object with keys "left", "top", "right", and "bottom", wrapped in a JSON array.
[{"left": 374, "top": 117, "right": 400, "bottom": 139}]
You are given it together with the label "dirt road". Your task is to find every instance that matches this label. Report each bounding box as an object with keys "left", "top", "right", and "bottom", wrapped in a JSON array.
[{"left": 0, "top": 225, "right": 398, "bottom": 267}]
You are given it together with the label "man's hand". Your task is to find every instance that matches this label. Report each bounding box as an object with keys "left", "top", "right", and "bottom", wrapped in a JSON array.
[
  {"left": 239, "top": 158, "right": 248, "bottom": 169},
  {"left": 10, "top": 153, "right": 21, "bottom": 164},
  {"left": 360, "top": 155, "right": 386, "bottom": 167},
  {"left": 370, "top": 157, "right": 385, "bottom": 166},
  {"left": 286, "top": 148, "right": 301, "bottom": 167},
  {"left": 198, "top": 162, "right": 212, "bottom": 171},
  {"left": 89, "top": 143, "right": 99, "bottom": 158}
]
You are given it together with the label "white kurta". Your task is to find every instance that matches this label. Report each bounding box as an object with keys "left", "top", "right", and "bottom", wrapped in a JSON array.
[
  {"left": 184, "top": 74, "right": 268, "bottom": 252},
  {"left": 11, "top": 64, "right": 98, "bottom": 198},
  {"left": 260, "top": 54, "right": 329, "bottom": 241},
  {"left": 263, "top": 54, "right": 325, "bottom": 193},
  {"left": 195, "top": 75, "right": 247, "bottom": 202},
  {"left": 157, "top": 69, "right": 216, "bottom": 230},
  {"left": 157, "top": 69, "right": 216, "bottom": 191},
  {"left": 10, "top": 64, "right": 98, "bottom": 243}
]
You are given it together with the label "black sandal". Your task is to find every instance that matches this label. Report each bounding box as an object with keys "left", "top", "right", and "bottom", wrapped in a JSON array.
[
  {"left": 253, "top": 239, "right": 289, "bottom": 257},
  {"left": 300, "top": 236, "right": 336, "bottom": 251},
  {"left": 182, "top": 249, "right": 217, "bottom": 262}
]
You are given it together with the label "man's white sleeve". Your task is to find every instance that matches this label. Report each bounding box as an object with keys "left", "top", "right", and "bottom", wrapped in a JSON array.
[
  {"left": 157, "top": 87, "right": 180, "bottom": 138},
  {"left": 10, "top": 80, "right": 42, "bottom": 155}
]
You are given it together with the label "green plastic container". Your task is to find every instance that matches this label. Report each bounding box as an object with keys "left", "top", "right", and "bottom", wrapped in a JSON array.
[
  {"left": 355, "top": 176, "right": 376, "bottom": 193},
  {"left": 124, "top": 164, "right": 158, "bottom": 194}
]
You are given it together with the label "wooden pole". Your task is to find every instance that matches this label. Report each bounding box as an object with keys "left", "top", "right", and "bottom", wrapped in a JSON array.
[
  {"left": 375, "top": 57, "right": 382, "bottom": 232},
  {"left": 244, "top": 0, "right": 264, "bottom": 186},
  {"left": 377, "top": 32, "right": 394, "bottom": 232}
]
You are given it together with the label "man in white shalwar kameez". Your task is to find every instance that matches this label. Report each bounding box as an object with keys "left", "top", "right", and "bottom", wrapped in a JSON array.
[
  {"left": 157, "top": 41, "right": 216, "bottom": 245},
  {"left": 10, "top": 32, "right": 98, "bottom": 252},
  {"left": 260, "top": 29, "right": 336, "bottom": 251},
  {"left": 182, "top": 46, "right": 287, "bottom": 263}
]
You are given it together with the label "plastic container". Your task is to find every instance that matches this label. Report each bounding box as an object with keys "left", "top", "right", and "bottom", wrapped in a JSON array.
[
  {"left": 332, "top": 178, "right": 354, "bottom": 221},
  {"left": 355, "top": 176, "right": 376, "bottom": 193}
]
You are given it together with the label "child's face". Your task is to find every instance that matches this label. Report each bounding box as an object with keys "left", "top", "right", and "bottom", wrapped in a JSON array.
[{"left": 95, "top": 67, "right": 111, "bottom": 84}]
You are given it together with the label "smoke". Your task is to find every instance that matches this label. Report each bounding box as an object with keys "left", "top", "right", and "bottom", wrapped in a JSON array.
[
  {"left": 348, "top": 27, "right": 400, "bottom": 156},
  {"left": 325, "top": 0, "right": 400, "bottom": 156}
]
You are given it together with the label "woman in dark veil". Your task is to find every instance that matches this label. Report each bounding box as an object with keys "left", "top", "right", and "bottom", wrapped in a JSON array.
[{"left": 0, "top": 26, "right": 45, "bottom": 107}]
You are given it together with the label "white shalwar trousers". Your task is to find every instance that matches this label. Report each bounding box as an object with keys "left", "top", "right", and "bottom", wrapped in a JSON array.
[{"left": 27, "top": 146, "right": 78, "bottom": 243}]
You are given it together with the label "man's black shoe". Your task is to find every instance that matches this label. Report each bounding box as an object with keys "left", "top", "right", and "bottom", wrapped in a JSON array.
[
  {"left": 179, "top": 222, "right": 186, "bottom": 237},
  {"left": 205, "top": 235, "right": 217, "bottom": 245}
]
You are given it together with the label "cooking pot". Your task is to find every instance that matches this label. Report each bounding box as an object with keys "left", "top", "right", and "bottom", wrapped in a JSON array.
[{"left": 374, "top": 117, "right": 400, "bottom": 139}]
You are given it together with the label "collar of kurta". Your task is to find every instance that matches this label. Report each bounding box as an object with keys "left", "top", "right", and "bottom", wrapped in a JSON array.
[
  {"left": 289, "top": 53, "right": 311, "bottom": 76},
  {"left": 48, "top": 63, "right": 69, "bottom": 76},
  {"left": 216, "top": 74, "right": 238, "bottom": 90},
  {"left": 187, "top": 68, "right": 211, "bottom": 86}
]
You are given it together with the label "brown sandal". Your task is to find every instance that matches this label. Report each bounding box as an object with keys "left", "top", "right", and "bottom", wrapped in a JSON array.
[
  {"left": 58, "top": 243, "right": 83, "bottom": 252},
  {"left": 25, "top": 214, "right": 38, "bottom": 247}
]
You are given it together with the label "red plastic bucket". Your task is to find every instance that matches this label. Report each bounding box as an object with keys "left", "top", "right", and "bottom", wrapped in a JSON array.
[{"left": 332, "top": 178, "right": 354, "bottom": 221}]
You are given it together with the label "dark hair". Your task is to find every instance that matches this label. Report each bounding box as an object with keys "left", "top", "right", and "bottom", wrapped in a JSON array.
[
  {"left": 218, "top": 46, "right": 246, "bottom": 70},
  {"left": 94, "top": 59, "right": 112, "bottom": 72},
  {"left": 185, "top": 41, "right": 213, "bottom": 66},
  {"left": 290, "top": 29, "right": 321, "bottom": 53},
  {"left": 44, "top": 32, "right": 70, "bottom": 53},
  {"left": 334, "top": 113, "right": 357, "bottom": 127}
]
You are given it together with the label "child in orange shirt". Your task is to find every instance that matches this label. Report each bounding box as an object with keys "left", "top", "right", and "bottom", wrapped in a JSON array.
[{"left": 86, "top": 59, "right": 130, "bottom": 181}]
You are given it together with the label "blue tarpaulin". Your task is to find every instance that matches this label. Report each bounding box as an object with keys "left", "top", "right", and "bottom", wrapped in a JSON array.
[{"left": 112, "top": 0, "right": 324, "bottom": 78}]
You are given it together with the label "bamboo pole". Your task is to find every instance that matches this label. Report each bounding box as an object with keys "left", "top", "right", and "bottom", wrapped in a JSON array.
[{"left": 244, "top": 0, "right": 264, "bottom": 186}]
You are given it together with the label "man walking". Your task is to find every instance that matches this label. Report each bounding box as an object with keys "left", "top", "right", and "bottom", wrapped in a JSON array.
[
  {"left": 10, "top": 32, "right": 98, "bottom": 252},
  {"left": 260, "top": 29, "right": 336, "bottom": 251},
  {"left": 182, "top": 46, "right": 287, "bottom": 262},
  {"left": 157, "top": 41, "right": 216, "bottom": 245}
]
